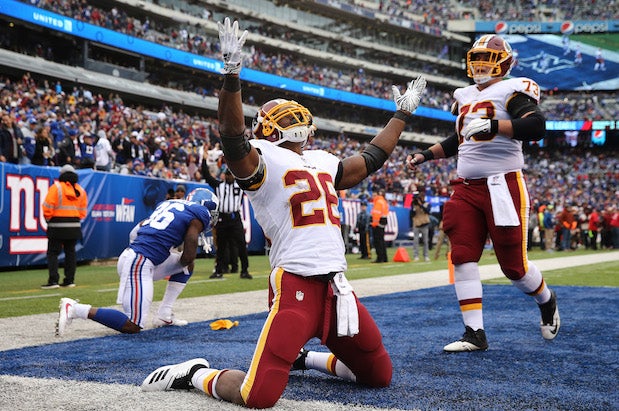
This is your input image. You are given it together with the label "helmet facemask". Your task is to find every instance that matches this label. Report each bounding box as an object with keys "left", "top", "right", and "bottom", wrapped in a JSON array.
[
  {"left": 466, "top": 35, "right": 513, "bottom": 85},
  {"left": 252, "top": 99, "right": 315, "bottom": 146}
]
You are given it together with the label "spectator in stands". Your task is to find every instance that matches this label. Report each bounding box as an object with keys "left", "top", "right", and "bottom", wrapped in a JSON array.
[
  {"left": 588, "top": 207, "right": 601, "bottom": 250},
  {"left": 205, "top": 142, "right": 223, "bottom": 176},
  {"left": 131, "top": 158, "right": 148, "bottom": 176},
  {"left": 152, "top": 140, "right": 169, "bottom": 167},
  {"left": 94, "top": 129, "right": 115, "bottom": 171},
  {"left": 600, "top": 206, "right": 613, "bottom": 249},
  {"left": 19, "top": 117, "right": 37, "bottom": 164},
  {"left": 128, "top": 131, "right": 148, "bottom": 164},
  {"left": 528, "top": 206, "right": 539, "bottom": 251},
  {"left": 611, "top": 206, "right": 619, "bottom": 249},
  {"left": 0, "top": 112, "right": 24, "bottom": 164},
  {"left": 31, "top": 124, "right": 56, "bottom": 166},
  {"left": 558, "top": 205, "right": 576, "bottom": 251},
  {"left": 536, "top": 205, "right": 546, "bottom": 250},
  {"left": 56, "top": 128, "right": 81, "bottom": 166},
  {"left": 112, "top": 130, "right": 132, "bottom": 167},
  {"left": 79, "top": 132, "right": 96, "bottom": 169},
  {"left": 410, "top": 191, "right": 431, "bottom": 262}
]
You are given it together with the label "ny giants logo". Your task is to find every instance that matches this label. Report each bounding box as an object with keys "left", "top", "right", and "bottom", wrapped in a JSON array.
[{"left": 5, "top": 174, "right": 51, "bottom": 254}]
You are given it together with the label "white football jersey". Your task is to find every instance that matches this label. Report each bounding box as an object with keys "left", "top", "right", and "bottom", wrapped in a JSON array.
[
  {"left": 454, "top": 77, "right": 541, "bottom": 179},
  {"left": 246, "top": 140, "right": 346, "bottom": 276}
]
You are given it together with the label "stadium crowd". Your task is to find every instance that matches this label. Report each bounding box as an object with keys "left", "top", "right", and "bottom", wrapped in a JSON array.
[
  {"left": 1, "top": 72, "right": 617, "bottom": 250},
  {"left": 2, "top": 1, "right": 617, "bottom": 249},
  {"left": 16, "top": 0, "right": 617, "bottom": 121},
  {"left": 349, "top": 0, "right": 619, "bottom": 23}
]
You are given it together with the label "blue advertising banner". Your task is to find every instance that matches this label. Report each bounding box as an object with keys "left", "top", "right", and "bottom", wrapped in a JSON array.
[
  {"left": 1, "top": 163, "right": 415, "bottom": 268},
  {"left": 474, "top": 20, "right": 619, "bottom": 35},
  {"left": 0, "top": 0, "right": 453, "bottom": 121},
  {"left": 1, "top": 164, "right": 219, "bottom": 267}
]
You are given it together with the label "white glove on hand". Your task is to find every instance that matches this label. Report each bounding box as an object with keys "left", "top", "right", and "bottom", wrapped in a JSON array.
[
  {"left": 392, "top": 76, "right": 426, "bottom": 114},
  {"left": 217, "top": 17, "right": 248, "bottom": 75},
  {"left": 462, "top": 118, "right": 495, "bottom": 140}
]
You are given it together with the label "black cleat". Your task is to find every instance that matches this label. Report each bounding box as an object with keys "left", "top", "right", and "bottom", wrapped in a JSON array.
[
  {"left": 291, "top": 349, "right": 309, "bottom": 371},
  {"left": 539, "top": 290, "right": 560, "bottom": 340},
  {"left": 444, "top": 326, "right": 488, "bottom": 352}
]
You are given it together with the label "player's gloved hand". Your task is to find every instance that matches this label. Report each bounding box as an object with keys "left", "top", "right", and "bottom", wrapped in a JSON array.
[
  {"left": 406, "top": 153, "right": 425, "bottom": 169},
  {"left": 462, "top": 118, "right": 498, "bottom": 140},
  {"left": 217, "top": 17, "right": 248, "bottom": 75},
  {"left": 392, "top": 76, "right": 427, "bottom": 114}
]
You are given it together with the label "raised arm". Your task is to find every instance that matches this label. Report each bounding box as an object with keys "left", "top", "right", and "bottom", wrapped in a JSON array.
[
  {"left": 337, "top": 76, "right": 426, "bottom": 189},
  {"left": 216, "top": 18, "right": 260, "bottom": 179}
]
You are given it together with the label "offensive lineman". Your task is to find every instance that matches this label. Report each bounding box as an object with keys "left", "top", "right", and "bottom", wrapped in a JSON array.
[
  {"left": 140, "top": 18, "right": 427, "bottom": 408},
  {"left": 407, "top": 34, "right": 560, "bottom": 352},
  {"left": 55, "top": 188, "right": 218, "bottom": 335}
]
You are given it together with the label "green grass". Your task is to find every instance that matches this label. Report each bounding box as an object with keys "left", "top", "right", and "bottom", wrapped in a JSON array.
[
  {"left": 1, "top": 248, "right": 617, "bottom": 318},
  {"left": 571, "top": 33, "right": 619, "bottom": 51}
]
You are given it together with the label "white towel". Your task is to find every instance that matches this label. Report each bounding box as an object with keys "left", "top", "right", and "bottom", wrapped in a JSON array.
[
  {"left": 331, "top": 272, "right": 359, "bottom": 337},
  {"left": 487, "top": 173, "right": 520, "bottom": 226}
]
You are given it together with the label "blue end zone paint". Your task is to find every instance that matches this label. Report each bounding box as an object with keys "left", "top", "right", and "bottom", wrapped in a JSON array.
[{"left": 1, "top": 286, "right": 617, "bottom": 410}]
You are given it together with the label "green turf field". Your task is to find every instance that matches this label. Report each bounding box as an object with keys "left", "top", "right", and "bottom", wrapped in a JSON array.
[
  {"left": 0, "top": 248, "right": 617, "bottom": 318},
  {"left": 571, "top": 33, "right": 619, "bottom": 51}
]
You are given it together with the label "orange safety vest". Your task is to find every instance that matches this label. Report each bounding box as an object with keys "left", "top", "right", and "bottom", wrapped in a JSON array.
[
  {"left": 371, "top": 195, "right": 389, "bottom": 227},
  {"left": 42, "top": 181, "right": 88, "bottom": 239},
  {"left": 43, "top": 181, "right": 88, "bottom": 220}
]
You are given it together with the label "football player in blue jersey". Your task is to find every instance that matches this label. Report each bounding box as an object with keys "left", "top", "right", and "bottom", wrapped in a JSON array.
[{"left": 55, "top": 188, "right": 218, "bottom": 336}]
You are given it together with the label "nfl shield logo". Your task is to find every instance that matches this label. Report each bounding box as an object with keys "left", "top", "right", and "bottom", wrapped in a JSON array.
[{"left": 295, "top": 291, "right": 304, "bottom": 301}]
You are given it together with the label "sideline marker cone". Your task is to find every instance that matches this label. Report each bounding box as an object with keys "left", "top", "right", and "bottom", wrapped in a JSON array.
[
  {"left": 393, "top": 247, "right": 411, "bottom": 262},
  {"left": 447, "top": 251, "right": 455, "bottom": 284}
]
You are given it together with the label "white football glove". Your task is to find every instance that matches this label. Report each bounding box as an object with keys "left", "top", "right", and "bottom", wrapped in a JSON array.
[
  {"left": 217, "top": 17, "right": 248, "bottom": 75},
  {"left": 462, "top": 118, "right": 496, "bottom": 141},
  {"left": 391, "top": 76, "right": 426, "bottom": 114}
]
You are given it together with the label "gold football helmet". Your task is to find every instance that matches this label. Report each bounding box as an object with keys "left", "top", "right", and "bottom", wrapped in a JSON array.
[
  {"left": 251, "top": 99, "right": 315, "bottom": 146},
  {"left": 466, "top": 35, "right": 514, "bottom": 84}
]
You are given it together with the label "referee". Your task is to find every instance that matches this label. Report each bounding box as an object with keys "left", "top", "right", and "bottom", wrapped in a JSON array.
[{"left": 204, "top": 165, "right": 252, "bottom": 279}]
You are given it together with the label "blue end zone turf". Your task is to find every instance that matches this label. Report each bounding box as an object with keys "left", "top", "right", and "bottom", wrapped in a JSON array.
[{"left": 1, "top": 285, "right": 617, "bottom": 410}]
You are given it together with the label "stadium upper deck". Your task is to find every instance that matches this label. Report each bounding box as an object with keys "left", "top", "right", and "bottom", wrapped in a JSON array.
[{"left": 1, "top": 0, "right": 617, "bottom": 145}]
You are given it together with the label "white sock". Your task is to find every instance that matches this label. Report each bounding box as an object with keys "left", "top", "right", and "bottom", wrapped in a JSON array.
[
  {"left": 511, "top": 261, "right": 551, "bottom": 305},
  {"left": 72, "top": 303, "right": 92, "bottom": 319},
  {"left": 305, "top": 352, "right": 356, "bottom": 382},
  {"left": 454, "top": 262, "right": 484, "bottom": 330},
  {"left": 192, "top": 368, "right": 223, "bottom": 398},
  {"left": 157, "top": 281, "right": 186, "bottom": 319}
]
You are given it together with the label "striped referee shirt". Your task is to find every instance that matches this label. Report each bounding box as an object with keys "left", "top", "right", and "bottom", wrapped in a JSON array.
[
  {"left": 215, "top": 181, "right": 244, "bottom": 214},
  {"left": 204, "top": 172, "right": 244, "bottom": 214}
]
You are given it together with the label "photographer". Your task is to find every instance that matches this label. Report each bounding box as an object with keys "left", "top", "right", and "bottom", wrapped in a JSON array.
[{"left": 410, "top": 191, "right": 431, "bottom": 262}]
